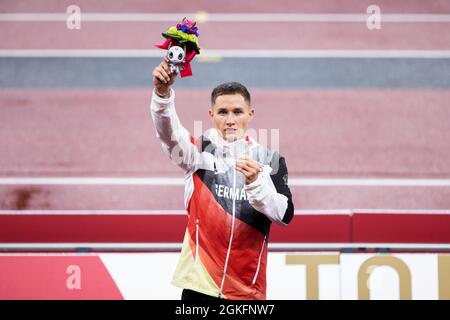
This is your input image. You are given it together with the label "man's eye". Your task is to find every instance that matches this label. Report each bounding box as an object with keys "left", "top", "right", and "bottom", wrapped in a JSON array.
[
  {"left": 234, "top": 110, "right": 243, "bottom": 114},
  {"left": 218, "top": 110, "right": 227, "bottom": 115}
]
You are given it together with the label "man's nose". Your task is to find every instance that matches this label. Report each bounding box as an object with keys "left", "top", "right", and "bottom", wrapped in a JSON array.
[{"left": 225, "top": 113, "right": 236, "bottom": 125}]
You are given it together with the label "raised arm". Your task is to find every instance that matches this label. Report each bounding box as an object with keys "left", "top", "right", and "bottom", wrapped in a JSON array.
[{"left": 150, "top": 58, "right": 199, "bottom": 173}]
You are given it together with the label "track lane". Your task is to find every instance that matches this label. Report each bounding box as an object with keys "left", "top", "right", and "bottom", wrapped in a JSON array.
[
  {"left": 2, "top": 184, "right": 450, "bottom": 210},
  {"left": 2, "top": 0, "right": 450, "bottom": 14},
  {"left": 1, "top": 22, "right": 450, "bottom": 50},
  {"left": 1, "top": 89, "right": 449, "bottom": 177}
]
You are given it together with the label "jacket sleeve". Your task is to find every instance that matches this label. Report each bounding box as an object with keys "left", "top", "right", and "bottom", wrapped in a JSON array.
[
  {"left": 150, "top": 88, "right": 199, "bottom": 173},
  {"left": 244, "top": 155, "right": 294, "bottom": 226}
]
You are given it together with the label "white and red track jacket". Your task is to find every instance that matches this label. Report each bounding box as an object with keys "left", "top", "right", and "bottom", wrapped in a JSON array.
[{"left": 150, "top": 89, "right": 294, "bottom": 299}]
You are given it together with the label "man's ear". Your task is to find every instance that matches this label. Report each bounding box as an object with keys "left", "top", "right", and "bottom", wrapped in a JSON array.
[
  {"left": 208, "top": 108, "right": 214, "bottom": 118},
  {"left": 248, "top": 107, "right": 255, "bottom": 119}
]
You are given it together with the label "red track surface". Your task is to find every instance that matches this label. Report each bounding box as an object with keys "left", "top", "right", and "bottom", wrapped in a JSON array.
[
  {"left": 2, "top": 0, "right": 450, "bottom": 14},
  {"left": 2, "top": 89, "right": 449, "bottom": 178},
  {"left": 1, "top": 89, "right": 450, "bottom": 210},
  {"left": 2, "top": 1, "right": 450, "bottom": 50},
  {"left": 1, "top": 22, "right": 450, "bottom": 50},
  {"left": 2, "top": 185, "right": 450, "bottom": 211},
  {"left": 1, "top": 0, "right": 450, "bottom": 244}
]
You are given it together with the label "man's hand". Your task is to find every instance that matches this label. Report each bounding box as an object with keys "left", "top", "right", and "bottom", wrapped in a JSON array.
[
  {"left": 236, "top": 156, "right": 262, "bottom": 185},
  {"left": 152, "top": 57, "right": 177, "bottom": 98}
]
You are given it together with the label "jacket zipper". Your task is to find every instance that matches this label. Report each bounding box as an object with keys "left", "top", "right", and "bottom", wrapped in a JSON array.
[
  {"left": 219, "top": 166, "right": 237, "bottom": 298},
  {"left": 252, "top": 237, "right": 266, "bottom": 285},
  {"left": 195, "top": 219, "right": 199, "bottom": 260}
]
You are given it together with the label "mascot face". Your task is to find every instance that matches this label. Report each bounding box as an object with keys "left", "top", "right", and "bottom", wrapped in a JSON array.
[{"left": 167, "top": 46, "right": 185, "bottom": 64}]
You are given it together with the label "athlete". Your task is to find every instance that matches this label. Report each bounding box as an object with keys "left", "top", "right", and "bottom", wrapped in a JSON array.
[{"left": 151, "top": 57, "right": 294, "bottom": 300}]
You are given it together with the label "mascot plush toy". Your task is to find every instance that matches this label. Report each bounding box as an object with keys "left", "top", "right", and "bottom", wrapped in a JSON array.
[{"left": 155, "top": 17, "right": 200, "bottom": 78}]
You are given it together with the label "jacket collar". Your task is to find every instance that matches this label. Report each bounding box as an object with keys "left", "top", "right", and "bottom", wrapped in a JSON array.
[{"left": 204, "top": 128, "right": 258, "bottom": 158}]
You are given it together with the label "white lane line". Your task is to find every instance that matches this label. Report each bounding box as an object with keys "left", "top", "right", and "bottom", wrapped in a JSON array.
[
  {"left": 1, "top": 243, "right": 450, "bottom": 251},
  {"left": 0, "top": 210, "right": 187, "bottom": 215},
  {"left": 0, "top": 243, "right": 184, "bottom": 251},
  {"left": 1, "top": 49, "right": 450, "bottom": 58},
  {"left": 0, "top": 177, "right": 185, "bottom": 185},
  {"left": 289, "top": 178, "right": 450, "bottom": 186},
  {"left": 1, "top": 209, "right": 450, "bottom": 215},
  {"left": 354, "top": 209, "right": 450, "bottom": 215},
  {"left": 0, "top": 209, "right": 354, "bottom": 215},
  {"left": 1, "top": 177, "right": 450, "bottom": 187},
  {"left": 269, "top": 243, "right": 450, "bottom": 250},
  {"left": 1, "top": 13, "right": 450, "bottom": 22}
]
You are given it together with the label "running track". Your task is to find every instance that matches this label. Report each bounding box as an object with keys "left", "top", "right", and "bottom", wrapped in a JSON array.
[{"left": 1, "top": 0, "right": 450, "bottom": 248}]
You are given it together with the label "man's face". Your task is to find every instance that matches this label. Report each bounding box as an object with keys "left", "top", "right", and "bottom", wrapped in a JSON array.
[{"left": 209, "top": 94, "right": 254, "bottom": 142}]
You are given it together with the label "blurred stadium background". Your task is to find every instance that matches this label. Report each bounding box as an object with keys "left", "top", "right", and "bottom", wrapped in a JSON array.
[{"left": 1, "top": 0, "right": 450, "bottom": 299}]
